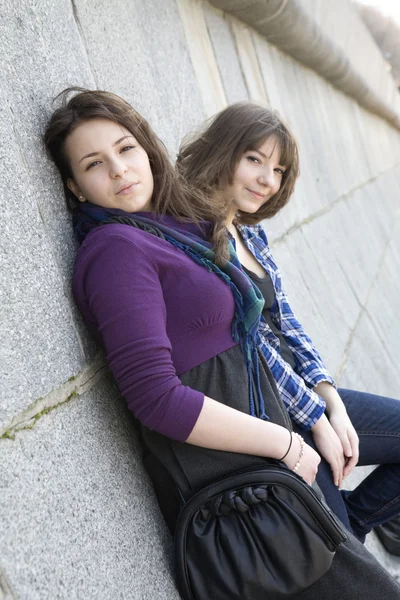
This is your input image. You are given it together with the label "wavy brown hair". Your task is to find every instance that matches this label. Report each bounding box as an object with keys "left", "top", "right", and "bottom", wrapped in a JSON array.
[
  {"left": 177, "top": 102, "right": 300, "bottom": 227},
  {"left": 43, "top": 87, "right": 220, "bottom": 232}
]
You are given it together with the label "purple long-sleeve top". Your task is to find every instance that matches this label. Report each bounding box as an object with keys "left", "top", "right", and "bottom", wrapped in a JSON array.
[{"left": 72, "top": 224, "right": 238, "bottom": 441}]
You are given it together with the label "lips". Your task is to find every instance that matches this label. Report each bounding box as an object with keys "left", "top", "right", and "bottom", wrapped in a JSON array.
[
  {"left": 116, "top": 182, "right": 138, "bottom": 195},
  {"left": 246, "top": 188, "right": 265, "bottom": 200}
]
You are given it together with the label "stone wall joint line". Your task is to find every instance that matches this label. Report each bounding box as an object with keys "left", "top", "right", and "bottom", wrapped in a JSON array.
[
  {"left": 0, "top": 569, "right": 17, "bottom": 600},
  {"left": 70, "top": 0, "right": 98, "bottom": 87},
  {"left": 0, "top": 353, "right": 108, "bottom": 441},
  {"left": 335, "top": 214, "right": 400, "bottom": 382},
  {"left": 271, "top": 163, "right": 400, "bottom": 247}
]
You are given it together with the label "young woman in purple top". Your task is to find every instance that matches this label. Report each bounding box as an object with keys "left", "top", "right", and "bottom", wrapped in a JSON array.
[
  {"left": 177, "top": 102, "right": 400, "bottom": 551},
  {"left": 44, "top": 88, "right": 400, "bottom": 598}
]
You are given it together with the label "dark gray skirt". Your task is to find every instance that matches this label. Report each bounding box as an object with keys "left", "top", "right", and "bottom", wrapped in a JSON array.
[{"left": 141, "top": 345, "right": 291, "bottom": 499}]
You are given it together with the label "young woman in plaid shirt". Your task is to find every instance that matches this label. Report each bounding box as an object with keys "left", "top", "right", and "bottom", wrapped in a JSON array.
[{"left": 177, "top": 101, "right": 400, "bottom": 548}]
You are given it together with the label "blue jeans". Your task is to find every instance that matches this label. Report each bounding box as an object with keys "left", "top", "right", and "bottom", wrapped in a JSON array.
[{"left": 293, "top": 389, "right": 400, "bottom": 542}]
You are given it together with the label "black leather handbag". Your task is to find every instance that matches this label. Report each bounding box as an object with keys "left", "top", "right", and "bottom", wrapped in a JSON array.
[{"left": 174, "top": 463, "right": 347, "bottom": 600}]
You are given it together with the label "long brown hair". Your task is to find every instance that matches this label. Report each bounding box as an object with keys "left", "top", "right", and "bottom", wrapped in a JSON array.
[
  {"left": 43, "top": 87, "right": 218, "bottom": 229},
  {"left": 177, "top": 102, "right": 300, "bottom": 226}
]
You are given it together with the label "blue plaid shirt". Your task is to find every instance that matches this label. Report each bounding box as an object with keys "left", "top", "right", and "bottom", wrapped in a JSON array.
[{"left": 237, "top": 223, "right": 335, "bottom": 430}]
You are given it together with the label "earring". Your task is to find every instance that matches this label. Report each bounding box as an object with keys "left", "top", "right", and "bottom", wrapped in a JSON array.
[{"left": 79, "top": 195, "right": 84, "bottom": 200}]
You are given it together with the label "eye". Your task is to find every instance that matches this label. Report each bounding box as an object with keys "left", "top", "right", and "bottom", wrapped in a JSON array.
[
  {"left": 275, "top": 167, "right": 286, "bottom": 175},
  {"left": 86, "top": 160, "right": 101, "bottom": 170},
  {"left": 247, "top": 155, "right": 261, "bottom": 164},
  {"left": 120, "top": 145, "right": 135, "bottom": 153}
]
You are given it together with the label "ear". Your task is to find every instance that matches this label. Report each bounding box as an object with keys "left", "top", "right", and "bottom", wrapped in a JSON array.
[{"left": 67, "top": 178, "right": 86, "bottom": 203}]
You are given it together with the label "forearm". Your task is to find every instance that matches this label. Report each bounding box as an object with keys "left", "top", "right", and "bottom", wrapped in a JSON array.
[
  {"left": 186, "top": 395, "right": 291, "bottom": 460},
  {"left": 313, "top": 381, "right": 346, "bottom": 415}
]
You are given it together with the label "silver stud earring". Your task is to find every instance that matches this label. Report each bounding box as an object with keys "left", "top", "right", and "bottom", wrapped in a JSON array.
[{"left": 79, "top": 195, "right": 83, "bottom": 200}]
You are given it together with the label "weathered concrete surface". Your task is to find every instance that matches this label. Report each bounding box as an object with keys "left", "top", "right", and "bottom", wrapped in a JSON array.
[
  {"left": 250, "top": 28, "right": 400, "bottom": 240},
  {"left": 0, "top": 0, "right": 96, "bottom": 427},
  {"left": 209, "top": 0, "right": 400, "bottom": 128},
  {"left": 204, "top": 7, "right": 249, "bottom": 104},
  {"left": 303, "top": 0, "right": 400, "bottom": 113},
  {"left": 229, "top": 18, "right": 269, "bottom": 105},
  {"left": 73, "top": 0, "right": 204, "bottom": 153},
  {"left": 339, "top": 215, "right": 400, "bottom": 394},
  {"left": 175, "top": 0, "right": 227, "bottom": 117},
  {"left": 0, "top": 375, "right": 180, "bottom": 600},
  {"left": 271, "top": 165, "right": 400, "bottom": 384}
]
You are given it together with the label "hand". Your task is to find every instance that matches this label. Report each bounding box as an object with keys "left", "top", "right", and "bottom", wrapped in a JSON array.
[
  {"left": 312, "top": 382, "right": 359, "bottom": 480},
  {"left": 311, "top": 414, "right": 346, "bottom": 488},
  {"left": 329, "top": 408, "right": 359, "bottom": 479},
  {"left": 282, "top": 433, "right": 321, "bottom": 486}
]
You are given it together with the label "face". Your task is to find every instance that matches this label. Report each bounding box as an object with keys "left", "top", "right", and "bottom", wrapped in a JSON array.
[
  {"left": 225, "top": 137, "right": 286, "bottom": 221},
  {"left": 65, "top": 118, "right": 154, "bottom": 212}
]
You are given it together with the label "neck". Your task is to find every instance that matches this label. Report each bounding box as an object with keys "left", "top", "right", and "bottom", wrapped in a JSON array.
[
  {"left": 225, "top": 205, "right": 238, "bottom": 233},
  {"left": 226, "top": 222, "right": 237, "bottom": 238}
]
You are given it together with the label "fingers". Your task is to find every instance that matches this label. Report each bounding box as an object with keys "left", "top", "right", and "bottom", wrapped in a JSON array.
[
  {"left": 337, "top": 432, "right": 351, "bottom": 483},
  {"left": 332, "top": 461, "right": 343, "bottom": 488},
  {"left": 343, "top": 453, "right": 358, "bottom": 478},
  {"left": 343, "top": 431, "right": 359, "bottom": 479},
  {"left": 339, "top": 431, "right": 353, "bottom": 459},
  {"left": 330, "top": 447, "right": 345, "bottom": 487},
  {"left": 329, "top": 458, "right": 340, "bottom": 487},
  {"left": 331, "top": 465, "right": 339, "bottom": 487},
  {"left": 350, "top": 432, "right": 360, "bottom": 463},
  {"left": 336, "top": 427, "right": 360, "bottom": 482}
]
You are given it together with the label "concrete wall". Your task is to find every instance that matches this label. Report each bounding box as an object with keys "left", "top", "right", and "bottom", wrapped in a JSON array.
[{"left": 1, "top": 0, "right": 399, "bottom": 597}]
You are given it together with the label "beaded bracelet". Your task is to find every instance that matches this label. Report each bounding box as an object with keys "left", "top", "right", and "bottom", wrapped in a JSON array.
[
  {"left": 278, "top": 430, "right": 293, "bottom": 461},
  {"left": 292, "top": 433, "right": 305, "bottom": 473}
]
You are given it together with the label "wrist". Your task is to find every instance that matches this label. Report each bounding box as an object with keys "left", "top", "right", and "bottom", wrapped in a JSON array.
[
  {"left": 328, "top": 401, "right": 347, "bottom": 415},
  {"left": 291, "top": 434, "right": 305, "bottom": 472},
  {"left": 310, "top": 413, "right": 329, "bottom": 433},
  {"left": 282, "top": 433, "right": 302, "bottom": 469},
  {"left": 269, "top": 425, "right": 296, "bottom": 461},
  {"left": 277, "top": 429, "right": 293, "bottom": 461},
  {"left": 313, "top": 382, "right": 345, "bottom": 415}
]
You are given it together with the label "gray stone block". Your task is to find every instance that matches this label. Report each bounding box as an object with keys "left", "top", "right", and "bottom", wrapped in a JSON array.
[
  {"left": 253, "top": 25, "right": 400, "bottom": 233},
  {"left": 362, "top": 227, "right": 400, "bottom": 384},
  {"left": 271, "top": 163, "right": 400, "bottom": 382},
  {"left": 253, "top": 34, "right": 346, "bottom": 212},
  {"left": 73, "top": 0, "right": 205, "bottom": 155},
  {"left": 303, "top": 0, "right": 400, "bottom": 110},
  {"left": 0, "top": 0, "right": 102, "bottom": 427},
  {"left": 204, "top": 8, "right": 249, "bottom": 104},
  {"left": 330, "top": 197, "right": 380, "bottom": 308},
  {"left": 0, "top": 0, "right": 95, "bottom": 286},
  {"left": 300, "top": 213, "right": 360, "bottom": 334},
  {"left": 270, "top": 236, "right": 339, "bottom": 376},
  {"left": 0, "top": 374, "right": 180, "bottom": 600},
  {"left": 274, "top": 228, "right": 345, "bottom": 375},
  {"left": 0, "top": 94, "right": 87, "bottom": 428},
  {"left": 338, "top": 310, "right": 400, "bottom": 397}
]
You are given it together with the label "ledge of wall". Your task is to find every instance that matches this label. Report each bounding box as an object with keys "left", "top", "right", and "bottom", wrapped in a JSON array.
[{"left": 209, "top": 0, "right": 400, "bottom": 130}]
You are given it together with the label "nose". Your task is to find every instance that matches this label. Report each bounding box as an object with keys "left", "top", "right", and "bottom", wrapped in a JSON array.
[
  {"left": 257, "top": 167, "right": 275, "bottom": 188},
  {"left": 109, "top": 157, "right": 128, "bottom": 178}
]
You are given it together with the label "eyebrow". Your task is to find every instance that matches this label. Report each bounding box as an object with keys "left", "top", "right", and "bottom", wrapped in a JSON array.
[{"left": 78, "top": 135, "right": 134, "bottom": 163}]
